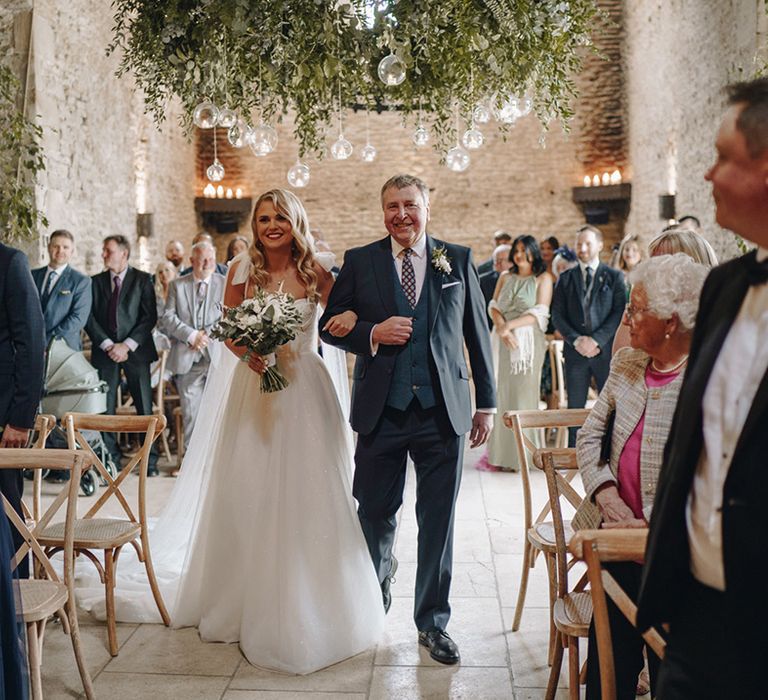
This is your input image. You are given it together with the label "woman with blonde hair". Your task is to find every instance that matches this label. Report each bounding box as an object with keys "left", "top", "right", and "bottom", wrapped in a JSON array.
[
  {"left": 154, "top": 260, "right": 177, "bottom": 315},
  {"left": 617, "top": 233, "right": 644, "bottom": 276}
]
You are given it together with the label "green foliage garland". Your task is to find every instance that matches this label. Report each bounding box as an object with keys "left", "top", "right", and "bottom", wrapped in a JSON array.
[
  {"left": 110, "top": 0, "right": 599, "bottom": 156},
  {"left": 0, "top": 64, "right": 47, "bottom": 242}
]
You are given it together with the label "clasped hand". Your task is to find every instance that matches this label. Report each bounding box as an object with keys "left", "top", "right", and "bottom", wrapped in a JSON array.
[
  {"left": 191, "top": 331, "right": 209, "bottom": 352},
  {"left": 594, "top": 484, "right": 647, "bottom": 529},
  {"left": 106, "top": 342, "right": 130, "bottom": 363},
  {"left": 575, "top": 336, "right": 600, "bottom": 358},
  {"left": 499, "top": 326, "right": 518, "bottom": 350}
]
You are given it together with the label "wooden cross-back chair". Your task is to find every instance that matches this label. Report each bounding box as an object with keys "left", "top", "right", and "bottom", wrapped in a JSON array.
[
  {"left": 504, "top": 408, "right": 590, "bottom": 643},
  {"left": 536, "top": 448, "right": 593, "bottom": 700},
  {"left": 569, "top": 530, "right": 666, "bottom": 700},
  {"left": 38, "top": 412, "right": 170, "bottom": 657},
  {"left": 25, "top": 414, "right": 58, "bottom": 527},
  {"left": 0, "top": 448, "right": 95, "bottom": 700}
]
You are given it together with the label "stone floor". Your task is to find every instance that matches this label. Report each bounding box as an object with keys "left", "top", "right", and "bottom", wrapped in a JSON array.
[{"left": 35, "top": 443, "right": 593, "bottom": 700}]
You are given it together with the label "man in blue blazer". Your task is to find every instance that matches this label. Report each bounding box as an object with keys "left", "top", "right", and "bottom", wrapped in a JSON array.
[
  {"left": 0, "top": 242, "right": 45, "bottom": 574},
  {"left": 320, "top": 174, "right": 495, "bottom": 665},
  {"left": 551, "top": 225, "right": 625, "bottom": 444},
  {"left": 31, "top": 229, "right": 92, "bottom": 350}
]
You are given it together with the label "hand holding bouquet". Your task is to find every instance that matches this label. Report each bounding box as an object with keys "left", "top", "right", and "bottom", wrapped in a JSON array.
[{"left": 211, "top": 287, "right": 304, "bottom": 392}]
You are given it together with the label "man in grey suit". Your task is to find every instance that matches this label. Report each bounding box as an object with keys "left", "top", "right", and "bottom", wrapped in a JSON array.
[
  {"left": 161, "top": 241, "right": 225, "bottom": 453},
  {"left": 31, "top": 229, "right": 92, "bottom": 350}
]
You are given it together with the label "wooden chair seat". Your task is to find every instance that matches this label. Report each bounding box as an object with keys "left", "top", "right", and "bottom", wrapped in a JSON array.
[
  {"left": 553, "top": 591, "right": 593, "bottom": 638},
  {"left": 529, "top": 520, "right": 574, "bottom": 552},
  {"left": 40, "top": 518, "right": 141, "bottom": 549},
  {"left": 19, "top": 579, "right": 69, "bottom": 623}
]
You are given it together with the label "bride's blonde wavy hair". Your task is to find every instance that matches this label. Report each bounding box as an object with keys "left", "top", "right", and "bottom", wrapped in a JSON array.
[{"left": 249, "top": 189, "right": 319, "bottom": 302}]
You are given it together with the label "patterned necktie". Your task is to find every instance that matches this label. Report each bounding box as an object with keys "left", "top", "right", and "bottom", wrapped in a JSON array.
[
  {"left": 196, "top": 280, "right": 207, "bottom": 328},
  {"left": 41, "top": 270, "right": 58, "bottom": 309},
  {"left": 108, "top": 275, "right": 121, "bottom": 336},
  {"left": 401, "top": 248, "right": 417, "bottom": 308}
]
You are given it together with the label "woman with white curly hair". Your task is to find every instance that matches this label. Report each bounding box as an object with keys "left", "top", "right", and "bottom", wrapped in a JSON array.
[{"left": 573, "top": 253, "right": 709, "bottom": 699}]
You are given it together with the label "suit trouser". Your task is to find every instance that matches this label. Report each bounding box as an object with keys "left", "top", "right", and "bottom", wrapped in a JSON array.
[
  {"left": 585, "top": 562, "right": 661, "bottom": 700},
  {"left": 174, "top": 357, "right": 210, "bottom": 450},
  {"left": 0, "top": 469, "right": 28, "bottom": 578},
  {"left": 354, "top": 401, "right": 463, "bottom": 632},
  {"left": 99, "top": 359, "right": 158, "bottom": 467},
  {"left": 656, "top": 578, "right": 760, "bottom": 699},
  {"left": 564, "top": 345, "right": 611, "bottom": 446}
]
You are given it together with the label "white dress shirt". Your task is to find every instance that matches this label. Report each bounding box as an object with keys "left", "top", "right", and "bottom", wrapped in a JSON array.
[
  {"left": 100, "top": 267, "right": 138, "bottom": 352},
  {"left": 578, "top": 258, "right": 600, "bottom": 286},
  {"left": 687, "top": 247, "right": 768, "bottom": 590}
]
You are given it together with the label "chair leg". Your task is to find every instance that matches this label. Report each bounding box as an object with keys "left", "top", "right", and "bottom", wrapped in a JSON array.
[
  {"left": 141, "top": 539, "right": 171, "bottom": 626},
  {"left": 56, "top": 606, "right": 71, "bottom": 635},
  {"left": 27, "top": 621, "right": 43, "bottom": 700},
  {"left": 160, "top": 430, "right": 171, "bottom": 461},
  {"left": 66, "top": 599, "right": 96, "bottom": 699},
  {"left": 512, "top": 539, "right": 533, "bottom": 631},
  {"left": 545, "top": 630, "right": 565, "bottom": 700},
  {"left": 545, "top": 552, "right": 558, "bottom": 666},
  {"left": 104, "top": 549, "right": 119, "bottom": 656},
  {"left": 568, "top": 635, "right": 581, "bottom": 700}
]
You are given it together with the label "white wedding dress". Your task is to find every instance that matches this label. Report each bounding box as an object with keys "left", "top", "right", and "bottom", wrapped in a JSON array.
[{"left": 74, "top": 256, "right": 384, "bottom": 675}]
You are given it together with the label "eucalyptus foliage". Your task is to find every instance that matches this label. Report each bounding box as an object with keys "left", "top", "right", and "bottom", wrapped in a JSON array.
[
  {"left": 110, "top": 0, "right": 599, "bottom": 155},
  {"left": 0, "top": 64, "right": 46, "bottom": 242}
]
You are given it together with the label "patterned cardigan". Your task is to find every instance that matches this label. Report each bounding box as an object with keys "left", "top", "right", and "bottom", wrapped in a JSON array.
[{"left": 573, "top": 347, "right": 685, "bottom": 531}]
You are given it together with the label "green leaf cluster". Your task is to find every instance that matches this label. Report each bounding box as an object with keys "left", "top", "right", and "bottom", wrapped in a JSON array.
[
  {"left": 110, "top": 0, "right": 599, "bottom": 155},
  {"left": 0, "top": 64, "right": 47, "bottom": 242}
]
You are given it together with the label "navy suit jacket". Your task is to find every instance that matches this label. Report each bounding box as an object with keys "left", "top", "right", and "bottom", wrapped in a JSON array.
[
  {"left": 637, "top": 254, "right": 768, "bottom": 662},
  {"left": 0, "top": 243, "right": 45, "bottom": 430},
  {"left": 85, "top": 267, "right": 158, "bottom": 367},
  {"left": 31, "top": 265, "right": 92, "bottom": 350},
  {"left": 551, "top": 262, "right": 626, "bottom": 351},
  {"left": 479, "top": 270, "right": 499, "bottom": 330},
  {"left": 319, "top": 235, "right": 496, "bottom": 436}
]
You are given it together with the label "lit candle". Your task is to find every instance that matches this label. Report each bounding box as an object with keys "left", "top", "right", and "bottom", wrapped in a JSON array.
[
  {"left": 235, "top": 188, "right": 243, "bottom": 199},
  {"left": 610, "top": 169, "right": 622, "bottom": 185},
  {"left": 592, "top": 174, "right": 600, "bottom": 186},
  {"left": 203, "top": 183, "right": 215, "bottom": 198},
  {"left": 601, "top": 172, "right": 610, "bottom": 186},
  {"left": 216, "top": 185, "right": 224, "bottom": 198},
  {"left": 226, "top": 188, "right": 233, "bottom": 199},
  {"left": 583, "top": 175, "right": 591, "bottom": 187}
]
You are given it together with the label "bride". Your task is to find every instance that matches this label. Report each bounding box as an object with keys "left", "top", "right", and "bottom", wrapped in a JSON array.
[{"left": 77, "top": 189, "right": 385, "bottom": 674}]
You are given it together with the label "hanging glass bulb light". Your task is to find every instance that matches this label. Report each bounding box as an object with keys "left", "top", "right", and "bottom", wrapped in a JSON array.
[
  {"left": 377, "top": 53, "right": 407, "bottom": 86},
  {"left": 518, "top": 94, "right": 533, "bottom": 117},
  {"left": 462, "top": 127, "right": 484, "bottom": 150},
  {"left": 193, "top": 101, "right": 219, "bottom": 129},
  {"left": 227, "top": 119, "right": 251, "bottom": 148},
  {"left": 331, "top": 136, "right": 353, "bottom": 160},
  {"left": 206, "top": 159, "right": 225, "bottom": 181},
  {"left": 249, "top": 123, "right": 278, "bottom": 156},
  {"left": 361, "top": 143, "right": 377, "bottom": 162},
  {"left": 492, "top": 93, "right": 521, "bottom": 124},
  {"left": 287, "top": 160, "right": 310, "bottom": 188},
  {"left": 217, "top": 108, "right": 237, "bottom": 129},
  {"left": 412, "top": 126, "right": 429, "bottom": 147},
  {"left": 472, "top": 103, "right": 491, "bottom": 124},
  {"left": 446, "top": 145, "right": 470, "bottom": 172}
]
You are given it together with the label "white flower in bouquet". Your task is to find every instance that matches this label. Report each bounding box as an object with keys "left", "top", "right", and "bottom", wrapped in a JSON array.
[{"left": 211, "top": 286, "right": 304, "bottom": 393}]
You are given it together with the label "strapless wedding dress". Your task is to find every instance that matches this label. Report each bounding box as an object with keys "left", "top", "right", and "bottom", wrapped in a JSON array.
[{"left": 75, "top": 293, "right": 384, "bottom": 674}]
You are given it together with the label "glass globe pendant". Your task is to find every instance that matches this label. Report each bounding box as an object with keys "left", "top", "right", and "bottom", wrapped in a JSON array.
[
  {"left": 249, "top": 123, "right": 278, "bottom": 156},
  {"left": 206, "top": 158, "right": 225, "bottom": 182},
  {"left": 287, "top": 159, "right": 310, "bottom": 188},
  {"left": 472, "top": 103, "right": 491, "bottom": 124},
  {"left": 492, "top": 93, "right": 521, "bottom": 124},
  {"left": 413, "top": 125, "right": 429, "bottom": 147},
  {"left": 377, "top": 53, "right": 406, "bottom": 86},
  {"left": 217, "top": 108, "right": 237, "bottom": 129},
  {"left": 331, "top": 135, "right": 353, "bottom": 160},
  {"left": 227, "top": 119, "right": 251, "bottom": 148},
  {"left": 446, "top": 145, "right": 470, "bottom": 172},
  {"left": 361, "top": 143, "right": 377, "bottom": 162},
  {"left": 193, "top": 101, "right": 219, "bottom": 129},
  {"left": 462, "top": 127, "right": 484, "bottom": 150}
]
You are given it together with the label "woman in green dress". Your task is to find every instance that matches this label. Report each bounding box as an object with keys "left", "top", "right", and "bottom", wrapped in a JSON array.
[{"left": 484, "top": 235, "right": 553, "bottom": 471}]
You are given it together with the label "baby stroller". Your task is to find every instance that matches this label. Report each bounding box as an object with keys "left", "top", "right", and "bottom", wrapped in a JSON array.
[{"left": 39, "top": 338, "right": 112, "bottom": 496}]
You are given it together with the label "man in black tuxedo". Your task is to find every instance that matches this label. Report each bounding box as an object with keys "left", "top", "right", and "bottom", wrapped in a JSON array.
[
  {"left": 479, "top": 243, "right": 512, "bottom": 329},
  {"left": 551, "top": 225, "right": 625, "bottom": 444},
  {"left": 0, "top": 242, "right": 45, "bottom": 574},
  {"left": 637, "top": 77, "right": 768, "bottom": 699},
  {"left": 31, "top": 229, "right": 92, "bottom": 350},
  {"left": 85, "top": 235, "right": 159, "bottom": 475},
  {"left": 320, "top": 174, "right": 495, "bottom": 665}
]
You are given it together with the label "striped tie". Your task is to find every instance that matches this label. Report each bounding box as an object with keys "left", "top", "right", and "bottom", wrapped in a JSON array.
[{"left": 401, "top": 248, "right": 416, "bottom": 308}]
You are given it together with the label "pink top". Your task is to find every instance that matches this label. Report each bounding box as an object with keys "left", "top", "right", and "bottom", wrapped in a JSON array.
[{"left": 616, "top": 363, "right": 681, "bottom": 519}]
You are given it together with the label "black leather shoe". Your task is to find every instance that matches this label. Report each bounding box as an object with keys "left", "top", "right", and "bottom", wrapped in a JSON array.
[
  {"left": 381, "top": 555, "right": 398, "bottom": 614},
  {"left": 418, "top": 629, "right": 460, "bottom": 665}
]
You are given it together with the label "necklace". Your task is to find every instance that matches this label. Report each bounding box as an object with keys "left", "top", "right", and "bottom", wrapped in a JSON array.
[{"left": 650, "top": 355, "right": 689, "bottom": 374}]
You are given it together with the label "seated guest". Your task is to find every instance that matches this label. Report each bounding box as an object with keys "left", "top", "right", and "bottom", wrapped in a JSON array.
[
  {"left": 675, "top": 214, "right": 701, "bottom": 233},
  {"left": 478, "top": 229, "right": 512, "bottom": 275},
  {"left": 573, "top": 253, "right": 708, "bottom": 700},
  {"left": 226, "top": 235, "right": 250, "bottom": 263},
  {"left": 31, "top": 229, "right": 92, "bottom": 350},
  {"left": 161, "top": 242, "right": 225, "bottom": 456},
  {"left": 479, "top": 243, "right": 512, "bottom": 330},
  {"left": 154, "top": 260, "right": 177, "bottom": 317},
  {"left": 551, "top": 245, "right": 577, "bottom": 281},
  {"left": 617, "top": 233, "right": 643, "bottom": 279},
  {"left": 180, "top": 233, "right": 228, "bottom": 276},
  {"left": 165, "top": 240, "right": 185, "bottom": 273},
  {"left": 539, "top": 235, "right": 560, "bottom": 276}
]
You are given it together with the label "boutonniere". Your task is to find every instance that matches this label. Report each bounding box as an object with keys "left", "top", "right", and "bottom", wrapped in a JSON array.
[{"left": 431, "top": 246, "right": 452, "bottom": 275}]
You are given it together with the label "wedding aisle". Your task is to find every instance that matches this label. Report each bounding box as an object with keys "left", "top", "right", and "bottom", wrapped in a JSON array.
[{"left": 38, "top": 445, "right": 570, "bottom": 699}]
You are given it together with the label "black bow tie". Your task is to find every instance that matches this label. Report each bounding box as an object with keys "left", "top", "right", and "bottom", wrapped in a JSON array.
[{"left": 744, "top": 250, "right": 768, "bottom": 286}]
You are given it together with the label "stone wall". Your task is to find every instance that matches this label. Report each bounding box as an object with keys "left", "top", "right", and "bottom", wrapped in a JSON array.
[
  {"left": 623, "top": 0, "right": 765, "bottom": 259},
  {"left": 23, "top": 1, "right": 196, "bottom": 273}
]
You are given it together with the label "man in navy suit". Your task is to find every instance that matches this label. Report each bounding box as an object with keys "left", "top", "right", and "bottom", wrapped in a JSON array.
[
  {"left": 320, "top": 174, "right": 495, "bottom": 665},
  {"left": 85, "top": 235, "right": 159, "bottom": 475},
  {"left": 551, "top": 225, "right": 626, "bottom": 444},
  {"left": 479, "top": 243, "right": 512, "bottom": 330},
  {"left": 0, "top": 242, "right": 45, "bottom": 575},
  {"left": 637, "top": 77, "right": 768, "bottom": 699},
  {"left": 31, "top": 229, "right": 92, "bottom": 350}
]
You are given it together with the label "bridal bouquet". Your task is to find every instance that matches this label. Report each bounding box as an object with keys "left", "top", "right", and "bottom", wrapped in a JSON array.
[{"left": 211, "top": 287, "right": 304, "bottom": 393}]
